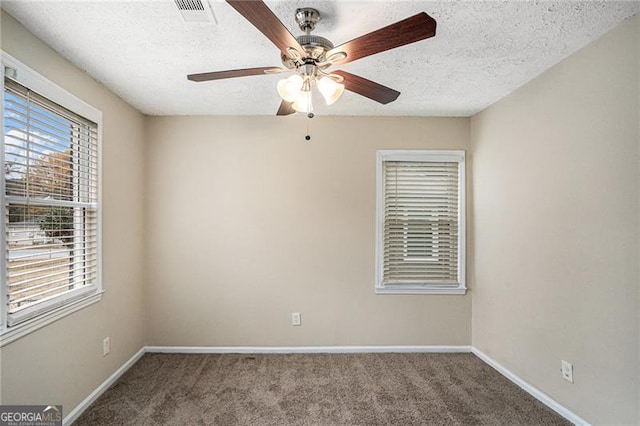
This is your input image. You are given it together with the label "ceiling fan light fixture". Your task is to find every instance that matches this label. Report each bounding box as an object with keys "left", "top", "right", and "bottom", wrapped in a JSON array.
[
  {"left": 292, "top": 89, "right": 313, "bottom": 113},
  {"left": 277, "top": 74, "right": 304, "bottom": 102},
  {"left": 317, "top": 76, "right": 345, "bottom": 105}
]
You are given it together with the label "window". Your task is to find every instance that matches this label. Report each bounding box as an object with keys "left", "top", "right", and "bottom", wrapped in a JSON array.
[
  {"left": 376, "top": 150, "right": 466, "bottom": 294},
  {"left": 1, "top": 53, "right": 102, "bottom": 345}
]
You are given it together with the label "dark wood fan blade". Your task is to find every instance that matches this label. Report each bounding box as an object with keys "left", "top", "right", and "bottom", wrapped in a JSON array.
[
  {"left": 276, "top": 100, "right": 295, "bottom": 116},
  {"left": 226, "top": 0, "right": 305, "bottom": 57},
  {"left": 327, "top": 12, "right": 436, "bottom": 66},
  {"left": 187, "top": 67, "right": 282, "bottom": 82},
  {"left": 332, "top": 70, "right": 400, "bottom": 104}
]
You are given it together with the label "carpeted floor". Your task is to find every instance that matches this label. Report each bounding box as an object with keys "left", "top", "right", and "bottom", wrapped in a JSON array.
[{"left": 74, "top": 352, "right": 571, "bottom": 425}]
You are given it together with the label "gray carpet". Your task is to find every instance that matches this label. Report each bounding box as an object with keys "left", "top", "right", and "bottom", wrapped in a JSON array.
[{"left": 74, "top": 353, "right": 571, "bottom": 425}]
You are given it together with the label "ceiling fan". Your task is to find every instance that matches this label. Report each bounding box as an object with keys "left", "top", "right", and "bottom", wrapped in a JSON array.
[{"left": 187, "top": 1, "right": 437, "bottom": 116}]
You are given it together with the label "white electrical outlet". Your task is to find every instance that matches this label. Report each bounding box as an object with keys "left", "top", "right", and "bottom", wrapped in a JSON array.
[
  {"left": 103, "top": 337, "right": 110, "bottom": 356},
  {"left": 561, "top": 360, "right": 573, "bottom": 383},
  {"left": 292, "top": 312, "right": 302, "bottom": 326}
]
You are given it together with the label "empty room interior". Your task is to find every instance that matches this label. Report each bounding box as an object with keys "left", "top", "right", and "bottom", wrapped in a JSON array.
[{"left": 0, "top": 1, "right": 639, "bottom": 425}]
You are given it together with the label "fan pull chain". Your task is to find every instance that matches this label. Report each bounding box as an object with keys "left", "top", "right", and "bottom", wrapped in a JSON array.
[{"left": 305, "top": 112, "right": 314, "bottom": 141}]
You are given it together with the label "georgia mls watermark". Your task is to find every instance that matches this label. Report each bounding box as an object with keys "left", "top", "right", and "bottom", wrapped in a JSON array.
[{"left": 0, "top": 405, "right": 62, "bottom": 426}]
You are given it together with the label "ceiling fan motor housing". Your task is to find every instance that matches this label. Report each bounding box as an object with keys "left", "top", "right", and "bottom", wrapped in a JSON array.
[{"left": 282, "top": 34, "right": 334, "bottom": 69}]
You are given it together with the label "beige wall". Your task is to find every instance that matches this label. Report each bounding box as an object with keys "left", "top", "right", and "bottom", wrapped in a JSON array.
[
  {"left": 0, "top": 10, "right": 147, "bottom": 414},
  {"left": 145, "top": 116, "right": 472, "bottom": 346},
  {"left": 470, "top": 14, "right": 640, "bottom": 425}
]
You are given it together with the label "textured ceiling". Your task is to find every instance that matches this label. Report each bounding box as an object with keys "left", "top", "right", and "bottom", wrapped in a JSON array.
[{"left": 2, "top": 1, "right": 639, "bottom": 117}]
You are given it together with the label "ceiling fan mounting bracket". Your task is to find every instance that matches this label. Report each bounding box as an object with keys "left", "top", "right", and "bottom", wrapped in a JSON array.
[{"left": 295, "top": 8, "right": 321, "bottom": 33}]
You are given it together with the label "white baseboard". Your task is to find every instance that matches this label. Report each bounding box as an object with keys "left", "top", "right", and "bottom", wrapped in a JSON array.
[
  {"left": 63, "top": 347, "right": 146, "bottom": 426},
  {"left": 470, "top": 347, "right": 590, "bottom": 426},
  {"left": 145, "top": 345, "right": 472, "bottom": 354}
]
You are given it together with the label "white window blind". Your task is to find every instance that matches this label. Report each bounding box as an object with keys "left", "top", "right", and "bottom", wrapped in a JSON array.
[
  {"left": 3, "top": 78, "right": 99, "bottom": 325},
  {"left": 376, "top": 151, "right": 466, "bottom": 294}
]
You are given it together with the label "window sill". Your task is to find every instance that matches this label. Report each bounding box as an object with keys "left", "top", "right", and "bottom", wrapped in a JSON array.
[
  {"left": 0, "top": 291, "right": 103, "bottom": 347},
  {"left": 376, "top": 286, "right": 467, "bottom": 295}
]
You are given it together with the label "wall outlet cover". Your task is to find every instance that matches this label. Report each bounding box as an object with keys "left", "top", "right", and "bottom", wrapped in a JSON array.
[
  {"left": 292, "top": 312, "right": 302, "bottom": 326},
  {"left": 561, "top": 360, "right": 573, "bottom": 383},
  {"left": 103, "top": 337, "right": 111, "bottom": 356}
]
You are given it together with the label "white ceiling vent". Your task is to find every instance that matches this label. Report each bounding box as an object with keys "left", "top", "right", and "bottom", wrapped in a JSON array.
[{"left": 175, "top": 0, "right": 216, "bottom": 23}]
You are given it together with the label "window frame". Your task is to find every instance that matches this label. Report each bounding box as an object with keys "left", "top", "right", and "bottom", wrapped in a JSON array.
[
  {"left": 0, "top": 51, "right": 103, "bottom": 346},
  {"left": 375, "top": 150, "right": 466, "bottom": 295}
]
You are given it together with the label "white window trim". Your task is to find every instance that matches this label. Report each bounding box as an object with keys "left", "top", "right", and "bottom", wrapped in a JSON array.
[
  {"left": 375, "top": 150, "right": 466, "bottom": 295},
  {"left": 0, "top": 51, "right": 103, "bottom": 347}
]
